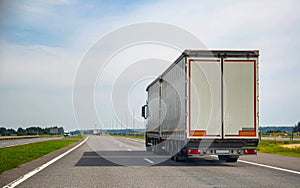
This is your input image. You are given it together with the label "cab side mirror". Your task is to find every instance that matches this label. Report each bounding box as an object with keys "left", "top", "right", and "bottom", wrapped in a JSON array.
[{"left": 141, "top": 105, "right": 148, "bottom": 119}]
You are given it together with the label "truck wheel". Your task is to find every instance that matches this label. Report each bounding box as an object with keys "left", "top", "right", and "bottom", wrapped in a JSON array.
[
  {"left": 226, "top": 158, "right": 238, "bottom": 162},
  {"left": 174, "top": 156, "right": 180, "bottom": 162},
  {"left": 225, "top": 156, "right": 239, "bottom": 162},
  {"left": 218, "top": 155, "right": 226, "bottom": 161},
  {"left": 146, "top": 146, "right": 152, "bottom": 152},
  {"left": 156, "top": 148, "right": 162, "bottom": 155},
  {"left": 154, "top": 144, "right": 160, "bottom": 154},
  {"left": 218, "top": 155, "right": 239, "bottom": 162},
  {"left": 173, "top": 155, "right": 183, "bottom": 162},
  {"left": 153, "top": 139, "right": 164, "bottom": 155},
  {"left": 171, "top": 155, "right": 179, "bottom": 162},
  {"left": 153, "top": 144, "right": 157, "bottom": 154}
]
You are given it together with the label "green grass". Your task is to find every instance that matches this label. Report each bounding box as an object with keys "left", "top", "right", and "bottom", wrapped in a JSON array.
[
  {"left": 67, "top": 134, "right": 84, "bottom": 139},
  {"left": 38, "top": 134, "right": 61, "bottom": 138},
  {"left": 258, "top": 140, "right": 300, "bottom": 157},
  {"left": 0, "top": 138, "right": 79, "bottom": 174}
]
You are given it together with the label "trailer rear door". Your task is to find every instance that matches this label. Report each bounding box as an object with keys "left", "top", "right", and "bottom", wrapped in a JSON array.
[
  {"left": 187, "top": 54, "right": 258, "bottom": 139},
  {"left": 188, "top": 58, "right": 222, "bottom": 138},
  {"left": 223, "top": 58, "right": 258, "bottom": 138}
]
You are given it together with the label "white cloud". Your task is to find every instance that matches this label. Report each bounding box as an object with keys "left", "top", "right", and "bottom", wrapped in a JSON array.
[
  {"left": 79, "top": 0, "right": 300, "bottom": 126},
  {"left": 0, "top": 41, "right": 81, "bottom": 87},
  {"left": 1, "top": 0, "right": 299, "bottom": 129}
]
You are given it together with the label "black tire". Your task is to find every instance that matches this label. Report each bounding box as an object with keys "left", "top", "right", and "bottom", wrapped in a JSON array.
[
  {"left": 218, "top": 155, "right": 226, "bottom": 161},
  {"left": 156, "top": 144, "right": 165, "bottom": 155},
  {"left": 153, "top": 144, "right": 157, "bottom": 154},
  {"left": 146, "top": 146, "right": 152, "bottom": 152},
  {"left": 218, "top": 155, "right": 239, "bottom": 162},
  {"left": 171, "top": 156, "right": 174, "bottom": 161},
  {"left": 174, "top": 156, "right": 179, "bottom": 162},
  {"left": 145, "top": 136, "right": 152, "bottom": 152},
  {"left": 225, "top": 156, "right": 238, "bottom": 162}
]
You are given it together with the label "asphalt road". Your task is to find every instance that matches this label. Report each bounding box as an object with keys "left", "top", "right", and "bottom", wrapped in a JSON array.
[
  {"left": 0, "top": 137, "right": 63, "bottom": 148},
  {"left": 3, "top": 135, "right": 300, "bottom": 187}
]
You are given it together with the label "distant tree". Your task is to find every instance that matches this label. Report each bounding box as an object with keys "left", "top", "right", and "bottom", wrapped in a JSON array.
[
  {"left": 26, "top": 127, "right": 37, "bottom": 135},
  {"left": 294, "top": 122, "right": 300, "bottom": 132},
  {"left": 0, "top": 127, "right": 7, "bottom": 136},
  {"left": 6, "top": 128, "right": 17, "bottom": 135},
  {"left": 58, "top": 127, "right": 64, "bottom": 134},
  {"left": 17, "top": 127, "right": 26, "bottom": 136},
  {"left": 1, "top": 126, "right": 65, "bottom": 136}
]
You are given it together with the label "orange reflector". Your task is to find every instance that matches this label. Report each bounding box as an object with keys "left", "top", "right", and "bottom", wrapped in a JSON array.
[{"left": 188, "top": 149, "right": 200, "bottom": 155}]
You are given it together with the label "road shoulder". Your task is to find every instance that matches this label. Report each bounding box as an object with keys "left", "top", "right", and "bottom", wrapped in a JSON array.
[
  {"left": 0, "top": 139, "right": 83, "bottom": 187},
  {"left": 239, "top": 152, "right": 300, "bottom": 172}
]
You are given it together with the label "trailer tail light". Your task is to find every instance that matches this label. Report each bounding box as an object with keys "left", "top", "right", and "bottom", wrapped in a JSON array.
[
  {"left": 244, "top": 149, "right": 257, "bottom": 155},
  {"left": 188, "top": 149, "right": 200, "bottom": 155}
]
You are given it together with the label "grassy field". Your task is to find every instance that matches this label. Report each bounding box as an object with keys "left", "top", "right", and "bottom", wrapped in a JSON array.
[
  {"left": 67, "top": 134, "right": 84, "bottom": 139},
  {"left": 258, "top": 140, "right": 300, "bottom": 157},
  {"left": 38, "top": 134, "right": 62, "bottom": 138},
  {"left": 0, "top": 138, "right": 79, "bottom": 174}
]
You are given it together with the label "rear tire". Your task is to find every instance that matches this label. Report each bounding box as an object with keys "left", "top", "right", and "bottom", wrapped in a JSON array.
[
  {"left": 153, "top": 139, "right": 164, "bottom": 155},
  {"left": 145, "top": 136, "right": 152, "bottom": 152},
  {"left": 146, "top": 146, "right": 152, "bottom": 152},
  {"left": 173, "top": 155, "right": 180, "bottom": 162},
  {"left": 225, "top": 157, "right": 238, "bottom": 162},
  {"left": 218, "top": 155, "right": 239, "bottom": 162}
]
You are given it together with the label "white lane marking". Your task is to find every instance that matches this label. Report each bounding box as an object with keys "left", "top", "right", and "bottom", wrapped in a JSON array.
[
  {"left": 3, "top": 136, "right": 89, "bottom": 188},
  {"left": 210, "top": 155, "right": 300, "bottom": 175},
  {"left": 238, "top": 159, "right": 300, "bottom": 175},
  {"left": 144, "top": 158, "right": 154, "bottom": 164},
  {"left": 127, "top": 149, "right": 132, "bottom": 151},
  {"left": 119, "top": 137, "right": 144, "bottom": 143},
  {"left": 112, "top": 138, "right": 135, "bottom": 148}
]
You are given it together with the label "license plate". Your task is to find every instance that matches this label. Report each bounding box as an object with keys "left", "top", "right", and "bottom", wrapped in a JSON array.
[{"left": 215, "top": 150, "right": 230, "bottom": 154}]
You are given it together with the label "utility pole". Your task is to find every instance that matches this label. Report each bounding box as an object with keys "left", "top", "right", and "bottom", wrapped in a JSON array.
[
  {"left": 133, "top": 109, "right": 135, "bottom": 135},
  {"left": 126, "top": 113, "right": 128, "bottom": 135},
  {"left": 120, "top": 116, "right": 123, "bottom": 135}
]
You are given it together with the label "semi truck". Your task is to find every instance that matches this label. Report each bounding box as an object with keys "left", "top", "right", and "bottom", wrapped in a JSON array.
[{"left": 141, "top": 50, "right": 259, "bottom": 162}]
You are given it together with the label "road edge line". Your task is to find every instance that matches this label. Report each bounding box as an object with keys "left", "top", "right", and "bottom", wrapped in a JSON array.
[
  {"left": 210, "top": 155, "right": 300, "bottom": 175},
  {"left": 237, "top": 159, "right": 300, "bottom": 175},
  {"left": 3, "top": 136, "right": 89, "bottom": 188}
]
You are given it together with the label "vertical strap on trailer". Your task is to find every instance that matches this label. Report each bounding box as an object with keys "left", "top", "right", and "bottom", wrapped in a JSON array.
[{"left": 219, "top": 54, "right": 225, "bottom": 139}]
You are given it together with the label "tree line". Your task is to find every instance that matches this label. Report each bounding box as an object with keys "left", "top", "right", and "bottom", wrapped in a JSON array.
[
  {"left": 294, "top": 121, "right": 300, "bottom": 132},
  {"left": 0, "top": 126, "right": 64, "bottom": 136}
]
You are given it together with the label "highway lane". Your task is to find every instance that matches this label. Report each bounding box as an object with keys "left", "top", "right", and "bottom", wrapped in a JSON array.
[
  {"left": 0, "top": 137, "right": 63, "bottom": 148},
  {"left": 7, "top": 135, "right": 300, "bottom": 187}
]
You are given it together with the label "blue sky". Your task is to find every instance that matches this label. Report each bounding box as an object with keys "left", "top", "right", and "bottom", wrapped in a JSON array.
[
  {"left": 0, "top": 0, "right": 299, "bottom": 130},
  {"left": 0, "top": 0, "right": 151, "bottom": 46}
]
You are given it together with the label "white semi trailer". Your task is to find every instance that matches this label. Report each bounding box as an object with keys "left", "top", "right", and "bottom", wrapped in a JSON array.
[{"left": 141, "top": 50, "right": 259, "bottom": 162}]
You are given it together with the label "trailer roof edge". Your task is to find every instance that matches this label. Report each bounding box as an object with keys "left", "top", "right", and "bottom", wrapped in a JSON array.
[{"left": 145, "top": 49, "right": 259, "bottom": 91}]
